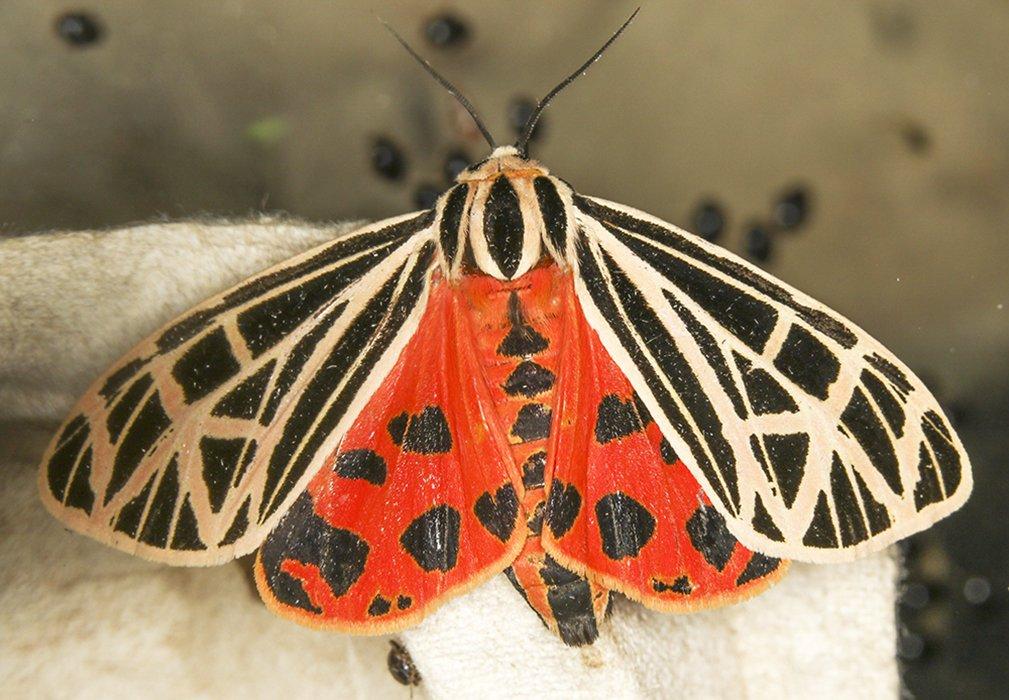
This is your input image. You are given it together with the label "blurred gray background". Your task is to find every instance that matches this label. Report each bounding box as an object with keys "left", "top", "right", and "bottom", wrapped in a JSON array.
[{"left": 1, "top": 2, "right": 1006, "bottom": 696}]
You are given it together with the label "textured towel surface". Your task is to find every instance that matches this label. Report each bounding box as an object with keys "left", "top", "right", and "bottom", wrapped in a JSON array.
[{"left": 0, "top": 221, "right": 898, "bottom": 699}]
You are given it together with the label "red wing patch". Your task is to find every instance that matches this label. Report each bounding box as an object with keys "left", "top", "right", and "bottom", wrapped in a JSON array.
[
  {"left": 254, "top": 277, "right": 524, "bottom": 632},
  {"left": 541, "top": 279, "right": 789, "bottom": 611}
]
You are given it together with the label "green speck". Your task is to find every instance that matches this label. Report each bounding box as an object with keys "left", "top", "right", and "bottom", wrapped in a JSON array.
[{"left": 245, "top": 116, "right": 289, "bottom": 145}]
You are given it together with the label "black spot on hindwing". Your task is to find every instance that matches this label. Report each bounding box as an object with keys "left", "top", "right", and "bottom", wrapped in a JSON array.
[
  {"left": 521, "top": 451, "right": 547, "bottom": 490},
  {"left": 595, "top": 492, "right": 656, "bottom": 560},
  {"left": 652, "top": 576, "right": 694, "bottom": 595},
  {"left": 401, "top": 406, "right": 452, "bottom": 454},
  {"left": 735, "top": 553, "right": 780, "bottom": 586},
  {"left": 511, "top": 403, "right": 552, "bottom": 443},
  {"left": 368, "top": 595, "right": 392, "bottom": 616},
  {"left": 546, "top": 481, "right": 581, "bottom": 538},
  {"left": 594, "top": 394, "right": 644, "bottom": 443},
  {"left": 334, "top": 449, "right": 387, "bottom": 485},
  {"left": 685, "top": 505, "right": 737, "bottom": 570},
  {"left": 474, "top": 483, "right": 519, "bottom": 541},
  {"left": 503, "top": 361, "right": 555, "bottom": 397},
  {"left": 400, "top": 504, "right": 461, "bottom": 572}
]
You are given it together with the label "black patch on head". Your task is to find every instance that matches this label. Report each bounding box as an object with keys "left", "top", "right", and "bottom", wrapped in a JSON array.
[
  {"left": 546, "top": 480, "right": 581, "bottom": 538},
  {"left": 773, "top": 325, "right": 841, "bottom": 400},
  {"left": 686, "top": 505, "right": 737, "bottom": 570},
  {"left": 200, "top": 436, "right": 246, "bottom": 513},
  {"left": 211, "top": 360, "right": 275, "bottom": 420},
  {"left": 400, "top": 504, "right": 461, "bottom": 572},
  {"left": 474, "top": 483, "right": 519, "bottom": 541},
  {"left": 829, "top": 453, "right": 869, "bottom": 546},
  {"left": 658, "top": 437, "right": 679, "bottom": 464},
  {"left": 106, "top": 391, "right": 172, "bottom": 506},
  {"left": 484, "top": 176, "right": 525, "bottom": 278},
  {"left": 802, "top": 491, "right": 839, "bottom": 548},
  {"left": 841, "top": 387, "right": 902, "bottom": 494},
  {"left": 913, "top": 442, "right": 943, "bottom": 511},
  {"left": 368, "top": 595, "right": 392, "bottom": 616},
  {"left": 218, "top": 496, "right": 251, "bottom": 546},
  {"left": 171, "top": 495, "right": 207, "bottom": 551},
  {"left": 595, "top": 492, "right": 656, "bottom": 560},
  {"left": 439, "top": 184, "right": 468, "bottom": 264},
  {"left": 397, "top": 595, "right": 412, "bottom": 610},
  {"left": 594, "top": 394, "right": 644, "bottom": 443},
  {"left": 402, "top": 406, "right": 453, "bottom": 454},
  {"left": 860, "top": 369, "right": 905, "bottom": 438},
  {"left": 540, "top": 555, "right": 599, "bottom": 647},
  {"left": 521, "top": 451, "right": 547, "bottom": 489},
  {"left": 503, "top": 360, "right": 555, "bottom": 398},
  {"left": 387, "top": 412, "right": 408, "bottom": 446},
  {"left": 171, "top": 327, "right": 242, "bottom": 404},
  {"left": 732, "top": 352, "right": 799, "bottom": 415},
  {"left": 511, "top": 403, "right": 552, "bottom": 443},
  {"left": 922, "top": 411, "right": 961, "bottom": 494},
  {"left": 334, "top": 449, "right": 387, "bottom": 485},
  {"left": 762, "top": 432, "right": 810, "bottom": 508},
  {"left": 652, "top": 576, "right": 694, "bottom": 595},
  {"left": 497, "top": 293, "right": 549, "bottom": 357},
  {"left": 534, "top": 176, "right": 567, "bottom": 252},
  {"left": 106, "top": 374, "right": 154, "bottom": 444},
  {"left": 260, "top": 492, "right": 369, "bottom": 611},
  {"left": 735, "top": 553, "right": 780, "bottom": 586},
  {"left": 751, "top": 494, "right": 784, "bottom": 541}
]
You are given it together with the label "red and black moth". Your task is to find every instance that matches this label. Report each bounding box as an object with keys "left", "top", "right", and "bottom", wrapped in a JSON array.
[{"left": 39, "top": 10, "right": 970, "bottom": 647}]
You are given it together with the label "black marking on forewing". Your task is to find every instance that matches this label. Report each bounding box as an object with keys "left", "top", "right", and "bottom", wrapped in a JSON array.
[
  {"left": 685, "top": 505, "right": 737, "bottom": 571},
  {"left": 64, "top": 448, "right": 95, "bottom": 515},
  {"left": 99, "top": 358, "right": 149, "bottom": 404},
  {"left": 534, "top": 176, "right": 567, "bottom": 252},
  {"left": 841, "top": 387, "right": 902, "bottom": 495},
  {"left": 735, "top": 553, "right": 780, "bottom": 586},
  {"left": 106, "top": 374, "right": 154, "bottom": 444},
  {"left": 773, "top": 325, "right": 841, "bottom": 400},
  {"left": 575, "top": 196, "right": 858, "bottom": 348},
  {"left": 138, "top": 455, "right": 180, "bottom": 547},
  {"left": 258, "top": 243, "right": 435, "bottom": 522},
  {"left": 595, "top": 492, "right": 656, "bottom": 559},
  {"left": 828, "top": 453, "right": 869, "bottom": 546},
  {"left": 114, "top": 473, "right": 156, "bottom": 538},
  {"left": 439, "top": 185, "right": 468, "bottom": 264},
  {"left": 665, "top": 291, "right": 748, "bottom": 418},
  {"left": 575, "top": 237, "right": 740, "bottom": 514},
  {"left": 211, "top": 360, "right": 275, "bottom": 420},
  {"left": 105, "top": 392, "right": 172, "bottom": 506},
  {"left": 913, "top": 442, "right": 943, "bottom": 510},
  {"left": 762, "top": 432, "right": 810, "bottom": 508},
  {"left": 922, "top": 411, "right": 962, "bottom": 494},
  {"left": 732, "top": 352, "right": 798, "bottom": 415},
  {"left": 334, "top": 449, "right": 387, "bottom": 485},
  {"left": 400, "top": 504, "right": 461, "bottom": 572},
  {"left": 171, "top": 327, "right": 241, "bottom": 404},
  {"left": 854, "top": 470, "right": 891, "bottom": 534},
  {"left": 156, "top": 212, "right": 430, "bottom": 353},
  {"left": 546, "top": 480, "right": 581, "bottom": 538},
  {"left": 497, "top": 293, "right": 548, "bottom": 357},
  {"left": 474, "top": 483, "right": 519, "bottom": 541},
  {"left": 865, "top": 352, "right": 913, "bottom": 399},
  {"left": 261, "top": 492, "right": 369, "bottom": 610},
  {"left": 171, "top": 496, "right": 207, "bottom": 550},
  {"left": 503, "top": 360, "right": 555, "bottom": 397},
  {"left": 596, "top": 243, "right": 743, "bottom": 513},
  {"left": 484, "top": 177, "right": 525, "bottom": 278},
  {"left": 218, "top": 496, "right": 251, "bottom": 546},
  {"left": 200, "top": 436, "right": 246, "bottom": 512},
  {"left": 802, "top": 491, "right": 839, "bottom": 548},
  {"left": 47, "top": 415, "right": 90, "bottom": 502},
  {"left": 751, "top": 494, "right": 784, "bottom": 541},
  {"left": 861, "top": 369, "right": 906, "bottom": 438}
]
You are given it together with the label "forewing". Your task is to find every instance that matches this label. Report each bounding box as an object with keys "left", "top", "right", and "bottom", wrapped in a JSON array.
[
  {"left": 254, "top": 279, "right": 524, "bottom": 632},
  {"left": 40, "top": 212, "right": 438, "bottom": 565},
  {"left": 542, "top": 279, "right": 787, "bottom": 609},
  {"left": 571, "top": 195, "right": 971, "bottom": 562}
]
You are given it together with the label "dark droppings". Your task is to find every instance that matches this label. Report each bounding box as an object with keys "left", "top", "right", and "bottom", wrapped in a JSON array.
[
  {"left": 371, "top": 137, "right": 406, "bottom": 180},
  {"left": 424, "top": 13, "right": 469, "bottom": 48},
  {"left": 772, "top": 187, "right": 811, "bottom": 230},
  {"left": 691, "top": 200, "right": 726, "bottom": 242},
  {"left": 743, "top": 223, "right": 773, "bottom": 262},
  {"left": 55, "top": 12, "right": 102, "bottom": 46}
]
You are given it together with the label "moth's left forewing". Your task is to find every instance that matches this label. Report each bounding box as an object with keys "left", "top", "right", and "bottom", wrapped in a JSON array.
[{"left": 570, "top": 195, "right": 971, "bottom": 563}]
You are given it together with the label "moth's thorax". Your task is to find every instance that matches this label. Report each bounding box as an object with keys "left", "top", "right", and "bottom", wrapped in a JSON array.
[{"left": 436, "top": 146, "right": 573, "bottom": 281}]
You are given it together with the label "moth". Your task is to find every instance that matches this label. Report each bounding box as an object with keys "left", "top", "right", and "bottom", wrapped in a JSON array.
[{"left": 38, "top": 10, "right": 971, "bottom": 647}]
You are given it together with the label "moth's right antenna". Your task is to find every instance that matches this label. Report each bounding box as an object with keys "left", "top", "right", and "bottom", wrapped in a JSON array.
[{"left": 380, "top": 18, "right": 497, "bottom": 149}]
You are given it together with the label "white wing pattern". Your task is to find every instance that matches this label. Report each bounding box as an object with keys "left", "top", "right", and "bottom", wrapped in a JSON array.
[
  {"left": 572, "top": 195, "right": 972, "bottom": 562},
  {"left": 39, "top": 212, "right": 438, "bottom": 565}
]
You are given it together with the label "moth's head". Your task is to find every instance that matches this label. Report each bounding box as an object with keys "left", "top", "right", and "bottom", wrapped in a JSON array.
[{"left": 454, "top": 146, "right": 549, "bottom": 184}]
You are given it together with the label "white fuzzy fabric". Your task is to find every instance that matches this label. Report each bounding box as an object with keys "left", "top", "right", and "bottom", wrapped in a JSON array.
[{"left": 0, "top": 221, "right": 899, "bottom": 698}]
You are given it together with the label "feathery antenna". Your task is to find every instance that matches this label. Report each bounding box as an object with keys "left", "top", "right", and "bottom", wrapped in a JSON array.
[
  {"left": 380, "top": 18, "right": 497, "bottom": 149},
  {"left": 516, "top": 8, "right": 640, "bottom": 156}
]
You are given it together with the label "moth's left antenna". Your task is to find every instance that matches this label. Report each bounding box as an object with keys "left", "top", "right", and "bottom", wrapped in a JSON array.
[{"left": 380, "top": 18, "right": 497, "bottom": 149}]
